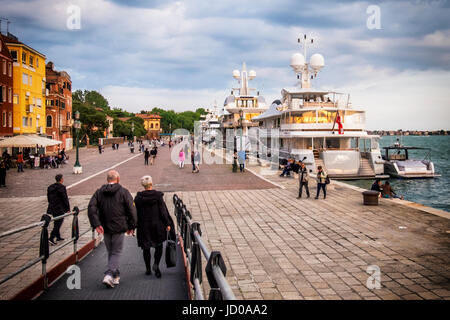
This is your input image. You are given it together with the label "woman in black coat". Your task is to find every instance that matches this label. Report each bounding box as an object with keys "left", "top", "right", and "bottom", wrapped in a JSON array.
[{"left": 134, "top": 175, "right": 175, "bottom": 277}]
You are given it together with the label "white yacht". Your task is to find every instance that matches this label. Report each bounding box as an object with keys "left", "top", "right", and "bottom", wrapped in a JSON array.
[
  {"left": 382, "top": 145, "right": 440, "bottom": 178},
  {"left": 200, "top": 103, "right": 221, "bottom": 145},
  {"left": 220, "top": 62, "right": 268, "bottom": 151},
  {"left": 253, "top": 35, "right": 385, "bottom": 179}
]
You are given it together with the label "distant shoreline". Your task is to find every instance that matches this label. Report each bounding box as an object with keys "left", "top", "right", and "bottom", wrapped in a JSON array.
[{"left": 367, "top": 130, "right": 449, "bottom": 136}]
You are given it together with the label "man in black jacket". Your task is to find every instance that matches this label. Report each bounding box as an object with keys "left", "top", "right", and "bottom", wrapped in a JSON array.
[
  {"left": 47, "top": 174, "right": 71, "bottom": 245},
  {"left": 88, "top": 170, "right": 137, "bottom": 288}
]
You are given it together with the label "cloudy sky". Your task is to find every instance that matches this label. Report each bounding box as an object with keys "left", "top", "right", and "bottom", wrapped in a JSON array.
[{"left": 1, "top": 0, "right": 449, "bottom": 130}]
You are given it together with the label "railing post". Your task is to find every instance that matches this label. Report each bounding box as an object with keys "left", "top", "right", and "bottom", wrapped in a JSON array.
[
  {"left": 71, "top": 207, "right": 80, "bottom": 263},
  {"left": 190, "top": 223, "right": 203, "bottom": 299},
  {"left": 39, "top": 214, "right": 52, "bottom": 290},
  {"left": 205, "top": 251, "right": 227, "bottom": 300}
]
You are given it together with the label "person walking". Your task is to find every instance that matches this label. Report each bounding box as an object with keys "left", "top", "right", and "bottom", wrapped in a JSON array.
[
  {"left": 47, "top": 174, "right": 70, "bottom": 245},
  {"left": 0, "top": 160, "right": 7, "bottom": 187},
  {"left": 194, "top": 149, "right": 200, "bottom": 173},
  {"left": 17, "top": 152, "right": 24, "bottom": 172},
  {"left": 150, "top": 147, "right": 157, "bottom": 165},
  {"left": 190, "top": 150, "right": 195, "bottom": 173},
  {"left": 238, "top": 150, "right": 246, "bottom": 172},
  {"left": 134, "top": 175, "right": 175, "bottom": 277},
  {"left": 179, "top": 149, "right": 185, "bottom": 168},
  {"left": 144, "top": 148, "right": 150, "bottom": 165},
  {"left": 315, "top": 166, "right": 327, "bottom": 199},
  {"left": 98, "top": 145, "right": 102, "bottom": 154},
  {"left": 297, "top": 162, "right": 310, "bottom": 198},
  {"left": 88, "top": 170, "right": 137, "bottom": 288}
]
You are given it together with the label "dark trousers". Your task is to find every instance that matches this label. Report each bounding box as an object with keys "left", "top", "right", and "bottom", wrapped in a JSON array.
[
  {"left": 298, "top": 181, "right": 310, "bottom": 197},
  {"left": 239, "top": 164, "right": 244, "bottom": 172},
  {"left": 17, "top": 163, "right": 24, "bottom": 172},
  {"left": 50, "top": 217, "right": 64, "bottom": 240},
  {"left": 316, "top": 183, "right": 327, "bottom": 198},
  {"left": 145, "top": 157, "right": 149, "bottom": 165},
  {"left": 0, "top": 169, "right": 6, "bottom": 186},
  {"left": 143, "top": 244, "right": 163, "bottom": 271}
]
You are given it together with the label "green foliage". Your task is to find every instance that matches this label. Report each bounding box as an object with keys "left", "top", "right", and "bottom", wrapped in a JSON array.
[{"left": 72, "top": 90, "right": 207, "bottom": 143}]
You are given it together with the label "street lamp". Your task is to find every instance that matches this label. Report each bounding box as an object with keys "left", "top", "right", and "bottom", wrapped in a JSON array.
[{"left": 73, "top": 110, "right": 82, "bottom": 174}]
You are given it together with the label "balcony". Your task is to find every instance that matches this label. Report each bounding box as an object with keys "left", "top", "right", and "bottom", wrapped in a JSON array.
[{"left": 26, "top": 104, "right": 34, "bottom": 113}]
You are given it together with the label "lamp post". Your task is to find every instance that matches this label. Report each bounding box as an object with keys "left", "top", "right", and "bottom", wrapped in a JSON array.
[
  {"left": 73, "top": 110, "right": 82, "bottom": 174},
  {"left": 239, "top": 109, "right": 244, "bottom": 152}
]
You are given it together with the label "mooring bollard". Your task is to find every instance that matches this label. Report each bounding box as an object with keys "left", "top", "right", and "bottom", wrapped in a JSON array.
[{"left": 362, "top": 190, "right": 379, "bottom": 205}]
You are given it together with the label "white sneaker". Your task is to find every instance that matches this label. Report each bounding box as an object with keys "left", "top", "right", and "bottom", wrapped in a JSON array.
[
  {"left": 112, "top": 276, "right": 120, "bottom": 285},
  {"left": 102, "top": 275, "right": 114, "bottom": 288}
]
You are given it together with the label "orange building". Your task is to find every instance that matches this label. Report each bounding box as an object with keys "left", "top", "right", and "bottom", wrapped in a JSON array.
[{"left": 136, "top": 113, "right": 161, "bottom": 139}]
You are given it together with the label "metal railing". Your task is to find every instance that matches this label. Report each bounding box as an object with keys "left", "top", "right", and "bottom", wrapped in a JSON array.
[
  {"left": 0, "top": 207, "right": 95, "bottom": 289},
  {"left": 173, "top": 194, "right": 236, "bottom": 300}
]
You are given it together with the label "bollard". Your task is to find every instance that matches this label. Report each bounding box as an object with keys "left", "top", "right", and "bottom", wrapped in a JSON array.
[{"left": 362, "top": 190, "right": 380, "bottom": 205}]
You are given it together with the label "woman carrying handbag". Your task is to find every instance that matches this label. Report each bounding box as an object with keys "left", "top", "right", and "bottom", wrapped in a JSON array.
[{"left": 134, "top": 175, "right": 176, "bottom": 277}]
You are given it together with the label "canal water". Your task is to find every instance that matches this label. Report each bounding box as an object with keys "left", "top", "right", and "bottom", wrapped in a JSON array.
[{"left": 342, "top": 135, "right": 450, "bottom": 212}]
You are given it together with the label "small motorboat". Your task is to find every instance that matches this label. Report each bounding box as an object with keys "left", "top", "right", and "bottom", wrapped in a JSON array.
[{"left": 382, "top": 146, "right": 440, "bottom": 178}]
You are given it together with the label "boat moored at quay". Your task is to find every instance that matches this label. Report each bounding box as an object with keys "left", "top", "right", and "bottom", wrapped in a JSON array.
[{"left": 252, "top": 35, "right": 386, "bottom": 179}]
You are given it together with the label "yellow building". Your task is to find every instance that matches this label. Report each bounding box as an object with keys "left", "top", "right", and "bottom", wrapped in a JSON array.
[
  {"left": 5, "top": 34, "right": 46, "bottom": 135},
  {"left": 136, "top": 113, "right": 161, "bottom": 139}
]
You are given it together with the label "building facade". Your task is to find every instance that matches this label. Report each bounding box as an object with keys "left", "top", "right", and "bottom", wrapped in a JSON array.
[
  {"left": 4, "top": 33, "right": 46, "bottom": 135},
  {"left": 136, "top": 113, "right": 161, "bottom": 139},
  {"left": 45, "top": 61, "right": 73, "bottom": 150},
  {"left": 0, "top": 33, "right": 13, "bottom": 138}
]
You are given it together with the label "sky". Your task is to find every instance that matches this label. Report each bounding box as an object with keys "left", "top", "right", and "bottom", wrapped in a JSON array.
[{"left": 1, "top": 0, "right": 449, "bottom": 130}]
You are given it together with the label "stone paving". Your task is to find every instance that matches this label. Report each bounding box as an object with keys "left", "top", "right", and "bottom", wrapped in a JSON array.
[{"left": 0, "top": 143, "right": 449, "bottom": 300}]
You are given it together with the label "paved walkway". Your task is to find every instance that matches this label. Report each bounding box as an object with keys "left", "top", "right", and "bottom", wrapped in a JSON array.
[
  {"left": 38, "top": 236, "right": 188, "bottom": 300},
  {"left": 168, "top": 160, "right": 450, "bottom": 299},
  {"left": 1, "top": 143, "right": 449, "bottom": 300}
]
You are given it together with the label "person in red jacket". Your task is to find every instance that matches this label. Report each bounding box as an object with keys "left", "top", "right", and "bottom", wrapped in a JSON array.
[{"left": 17, "top": 152, "right": 24, "bottom": 172}]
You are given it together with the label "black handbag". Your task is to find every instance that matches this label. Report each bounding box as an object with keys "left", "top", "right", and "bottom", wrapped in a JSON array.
[
  {"left": 165, "top": 230, "right": 177, "bottom": 268},
  {"left": 325, "top": 175, "right": 331, "bottom": 184}
]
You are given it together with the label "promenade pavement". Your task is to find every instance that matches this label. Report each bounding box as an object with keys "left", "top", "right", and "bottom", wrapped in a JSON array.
[{"left": 1, "top": 142, "right": 449, "bottom": 300}]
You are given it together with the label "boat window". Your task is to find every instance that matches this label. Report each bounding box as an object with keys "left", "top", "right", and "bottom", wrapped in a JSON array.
[
  {"left": 291, "top": 98, "right": 302, "bottom": 109},
  {"left": 317, "top": 110, "right": 336, "bottom": 123},
  {"left": 291, "top": 111, "right": 316, "bottom": 123},
  {"left": 244, "top": 113, "right": 260, "bottom": 121},
  {"left": 345, "top": 110, "right": 364, "bottom": 124}
]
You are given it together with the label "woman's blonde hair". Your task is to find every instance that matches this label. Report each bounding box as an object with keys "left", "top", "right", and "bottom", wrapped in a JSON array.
[{"left": 141, "top": 175, "right": 153, "bottom": 188}]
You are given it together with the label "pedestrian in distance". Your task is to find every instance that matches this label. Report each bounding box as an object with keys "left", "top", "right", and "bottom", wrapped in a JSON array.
[
  {"left": 315, "top": 166, "right": 328, "bottom": 199},
  {"left": 98, "top": 145, "right": 102, "bottom": 154},
  {"left": 134, "top": 175, "right": 175, "bottom": 277},
  {"left": 144, "top": 148, "right": 150, "bottom": 165},
  {"left": 238, "top": 150, "right": 246, "bottom": 172},
  {"left": 194, "top": 149, "right": 200, "bottom": 173},
  {"left": 88, "top": 170, "right": 137, "bottom": 288},
  {"left": 47, "top": 174, "right": 70, "bottom": 245},
  {"left": 150, "top": 147, "right": 157, "bottom": 165},
  {"left": 297, "top": 162, "right": 310, "bottom": 199},
  {"left": 17, "top": 152, "right": 24, "bottom": 172},
  {"left": 371, "top": 179, "right": 383, "bottom": 196},
  {"left": 179, "top": 149, "right": 185, "bottom": 168},
  {"left": 0, "top": 160, "right": 7, "bottom": 187},
  {"left": 191, "top": 150, "right": 195, "bottom": 173}
]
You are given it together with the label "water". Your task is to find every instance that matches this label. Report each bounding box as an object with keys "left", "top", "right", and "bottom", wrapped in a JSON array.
[{"left": 342, "top": 135, "right": 450, "bottom": 212}]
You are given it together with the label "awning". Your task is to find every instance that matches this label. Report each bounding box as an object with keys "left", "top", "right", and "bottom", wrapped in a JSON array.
[{"left": 0, "top": 134, "right": 62, "bottom": 148}]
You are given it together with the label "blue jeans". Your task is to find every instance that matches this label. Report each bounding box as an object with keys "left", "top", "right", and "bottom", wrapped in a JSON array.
[
  {"left": 17, "top": 163, "right": 24, "bottom": 172},
  {"left": 316, "top": 183, "right": 326, "bottom": 198}
]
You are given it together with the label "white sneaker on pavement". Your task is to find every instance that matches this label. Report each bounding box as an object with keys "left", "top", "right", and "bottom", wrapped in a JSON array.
[
  {"left": 102, "top": 274, "right": 114, "bottom": 288},
  {"left": 112, "top": 276, "right": 120, "bottom": 285}
]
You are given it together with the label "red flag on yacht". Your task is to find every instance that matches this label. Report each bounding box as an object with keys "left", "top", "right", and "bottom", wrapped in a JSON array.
[{"left": 336, "top": 111, "right": 344, "bottom": 134}]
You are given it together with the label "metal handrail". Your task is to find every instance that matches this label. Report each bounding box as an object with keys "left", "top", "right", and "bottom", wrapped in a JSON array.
[
  {"left": 0, "top": 206, "right": 94, "bottom": 288},
  {"left": 173, "top": 194, "right": 236, "bottom": 300}
]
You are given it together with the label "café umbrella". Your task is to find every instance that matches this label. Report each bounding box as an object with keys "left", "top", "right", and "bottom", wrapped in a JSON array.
[{"left": 0, "top": 134, "right": 62, "bottom": 148}]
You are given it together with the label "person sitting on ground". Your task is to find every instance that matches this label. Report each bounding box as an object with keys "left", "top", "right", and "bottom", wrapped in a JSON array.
[
  {"left": 134, "top": 175, "right": 175, "bottom": 278},
  {"left": 371, "top": 179, "right": 383, "bottom": 195},
  {"left": 280, "top": 158, "right": 294, "bottom": 177},
  {"left": 381, "top": 181, "right": 404, "bottom": 200}
]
